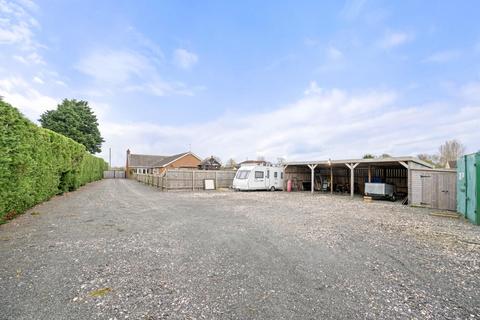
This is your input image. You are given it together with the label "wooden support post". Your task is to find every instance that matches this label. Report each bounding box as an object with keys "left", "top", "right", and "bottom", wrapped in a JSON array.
[
  {"left": 330, "top": 166, "right": 333, "bottom": 194},
  {"left": 368, "top": 165, "right": 372, "bottom": 183},
  {"left": 345, "top": 163, "right": 359, "bottom": 198},
  {"left": 215, "top": 171, "right": 218, "bottom": 190},
  {"left": 283, "top": 165, "right": 288, "bottom": 191},
  {"left": 307, "top": 164, "right": 317, "bottom": 193}
]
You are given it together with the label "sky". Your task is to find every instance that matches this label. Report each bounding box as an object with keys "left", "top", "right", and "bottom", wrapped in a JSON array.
[{"left": 1, "top": 0, "right": 480, "bottom": 166}]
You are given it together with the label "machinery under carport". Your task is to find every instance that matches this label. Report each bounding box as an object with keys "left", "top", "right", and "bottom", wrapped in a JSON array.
[{"left": 284, "top": 157, "right": 434, "bottom": 204}]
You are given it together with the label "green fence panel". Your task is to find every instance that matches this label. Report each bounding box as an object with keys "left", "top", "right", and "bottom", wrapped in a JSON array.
[{"left": 457, "top": 152, "right": 480, "bottom": 225}]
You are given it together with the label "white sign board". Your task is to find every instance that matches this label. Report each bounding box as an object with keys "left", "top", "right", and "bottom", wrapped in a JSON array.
[{"left": 204, "top": 179, "right": 215, "bottom": 190}]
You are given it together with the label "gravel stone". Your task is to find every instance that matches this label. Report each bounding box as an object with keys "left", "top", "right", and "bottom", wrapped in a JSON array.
[{"left": 0, "top": 179, "right": 479, "bottom": 319}]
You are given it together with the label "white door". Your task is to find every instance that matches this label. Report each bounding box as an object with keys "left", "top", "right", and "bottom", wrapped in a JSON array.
[
  {"left": 250, "top": 169, "right": 266, "bottom": 190},
  {"left": 265, "top": 169, "right": 271, "bottom": 189},
  {"left": 272, "top": 170, "right": 280, "bottom": 189}
]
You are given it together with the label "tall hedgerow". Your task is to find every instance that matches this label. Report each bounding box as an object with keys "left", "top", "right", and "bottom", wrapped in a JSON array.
[{"left": 0, "top": 101, "right": 107, "bottom": 223}]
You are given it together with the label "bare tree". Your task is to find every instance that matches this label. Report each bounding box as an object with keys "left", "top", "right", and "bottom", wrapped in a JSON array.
[
  {"left": 276, "top": 157, "right": 287, "bottom": 165},
  {"left": 212, "top": 156, "right": 222, "bottom": 166},
  {"left": 438, "top": 139, "right": 466, "bottom": 167},
  {"left": 417, "top": 153, "right": 440, "bottom": 167},
  {"left": 224, "top": 158, "right": 237, "bottom": 169},
  {"left": 257, "top": 155, "right": 265, "bottom": 161}
]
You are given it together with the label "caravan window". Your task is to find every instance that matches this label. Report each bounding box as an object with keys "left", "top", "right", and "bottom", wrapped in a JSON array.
[
  {"left": 255, "top": 171, "right": 264, "bottom": 179},
  {"left": 236, "top": 170, "right": 249, "bottom": 179},
  {"left": 281, "top": 172, "right": 284, "bottom": 179},
  {"left": 274, "top": 172, "right": 278, "bottom": 178}
]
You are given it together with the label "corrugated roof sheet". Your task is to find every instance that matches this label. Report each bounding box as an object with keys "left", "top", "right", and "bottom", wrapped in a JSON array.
[{"left": 286, "top": 156, "right": 433, "bottom": 168}]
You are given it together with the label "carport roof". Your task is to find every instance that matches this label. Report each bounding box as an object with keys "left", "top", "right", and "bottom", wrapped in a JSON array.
[{"left": 286, "top": 156, "right": 433, "bottom": 168}]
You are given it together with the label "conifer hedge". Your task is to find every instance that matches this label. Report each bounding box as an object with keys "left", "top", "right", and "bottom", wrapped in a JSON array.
[{"left": 0, "top": 101, "right": 107, "bottom": 223}]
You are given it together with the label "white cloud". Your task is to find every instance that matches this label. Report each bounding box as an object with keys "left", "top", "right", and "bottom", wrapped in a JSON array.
[
  {"left": 326, "top": 46, "right": 343, "bottom": 60},
  {"left": 0, "top": 0, "right": 41, "bottom": 53},
  {"left": 303, "top": 81, "right": 322, "bottom": 95},
  {"left": 129, "top": 79, "right": 195, "bottom": 96},
  {"left": 379, "top": 31, "right": 412, "bottom": 49},
  {"left": 173, "top": 48, "right": 198, "bottom": 69},
  {"left": 424, "top": 50, "right": 461, "bottom": 63},
  {"left": 76, "top": 50, "right": 149, "bottom": 85},
  {"left": 13, "top": 52, "right": 44, "bottom": 64},
  {"left": 460, "top": 82, "right": 480, "bottom": 102},
  {"left": 126, "top": 26, "right": 165, "bottom": 65},
  {"left": 32, "top": 75, "right": 43, "bottom": 84},
  {"left": 76, "top": 48, "right": 196, "bottom": 97},
  {"left": 340, "top": 0, "right": 367, "bottom": 20},
  {"left": 98, "top": 83, "right": 480, "bottom": 166},
  {"left": 0, "top": 76, "right": 58, "bottom": 120}
]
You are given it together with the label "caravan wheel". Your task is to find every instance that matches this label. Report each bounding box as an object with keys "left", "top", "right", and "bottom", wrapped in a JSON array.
[{"left": 270, "top": 186, "right": 275, "bottom": 192}]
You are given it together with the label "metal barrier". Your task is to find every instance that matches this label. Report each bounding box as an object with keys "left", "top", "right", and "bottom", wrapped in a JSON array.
[{"left": 103, "top": 170, "right": 126, "bottom": 179}]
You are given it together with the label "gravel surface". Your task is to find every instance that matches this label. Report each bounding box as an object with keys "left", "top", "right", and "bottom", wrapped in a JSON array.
[{"left": 1, "top": 179, "right": 479, "bottom": 320}]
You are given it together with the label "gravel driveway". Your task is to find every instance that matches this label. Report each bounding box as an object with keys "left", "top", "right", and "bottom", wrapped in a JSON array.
[{"left": 1, "top": 179, "right": 479, "bottom": 319}]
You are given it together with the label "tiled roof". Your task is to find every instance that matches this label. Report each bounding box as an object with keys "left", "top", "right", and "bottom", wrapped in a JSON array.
[
  {"left": 128, "top": 152, "right": 189, "bottom": 168},
  {"left": 200, "top": 156, "right": 221, "bottom": 165}
]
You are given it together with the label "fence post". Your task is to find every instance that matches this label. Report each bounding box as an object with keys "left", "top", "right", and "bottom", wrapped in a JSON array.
[{"left": 192, "top": 171, "right": 195, "bottom": 191}]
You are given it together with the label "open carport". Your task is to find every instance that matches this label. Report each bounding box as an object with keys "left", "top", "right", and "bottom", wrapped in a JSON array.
[{"left": 284, "top": 157, "right": 433, "bottom": 202}]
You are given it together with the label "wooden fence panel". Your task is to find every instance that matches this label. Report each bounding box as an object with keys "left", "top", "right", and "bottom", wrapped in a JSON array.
[{"left": 132, "top": 170, "right": 236, "bottom": 191}]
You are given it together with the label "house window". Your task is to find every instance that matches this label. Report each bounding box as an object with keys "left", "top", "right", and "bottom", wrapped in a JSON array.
[{"left": 255, "top": 171, "right": 264, "bottom": 179}]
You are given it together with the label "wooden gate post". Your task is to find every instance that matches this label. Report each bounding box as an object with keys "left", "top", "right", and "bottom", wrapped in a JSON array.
[{"left": 330, "top": 166, "right": 333, "bottom": 194}]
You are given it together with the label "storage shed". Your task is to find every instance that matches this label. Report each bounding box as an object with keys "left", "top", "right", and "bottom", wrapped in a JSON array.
[
  {"left": 410, "top": 168, "right": 456, "bottom": 210},
  {"left": 285, "top": 157, "right": 433, "bottom": 204}
]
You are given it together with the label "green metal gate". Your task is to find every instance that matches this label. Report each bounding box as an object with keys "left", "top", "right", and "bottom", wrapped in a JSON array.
[{"left": 457, "top": 152, "right": 480, "bottom": 225}]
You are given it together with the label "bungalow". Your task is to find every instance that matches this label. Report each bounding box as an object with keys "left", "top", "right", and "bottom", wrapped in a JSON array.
[
  {"left": 198, "top": 156, "right": 222, "bottom": 170},
  {"left": 126, "top": 149, "right": 202, "bottom": 177}
]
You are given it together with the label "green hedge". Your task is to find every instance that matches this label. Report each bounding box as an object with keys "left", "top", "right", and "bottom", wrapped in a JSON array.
[{"left": 0, "top": 101, "right": 108, "bottom": 223}]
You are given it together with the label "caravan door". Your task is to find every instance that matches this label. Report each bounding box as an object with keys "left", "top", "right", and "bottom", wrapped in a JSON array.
[
  {"left": 272, "top": 169, "right": 281, "bottom": 189},
  {"left": 265, "top": 168, "right": 271, "bottom": 189},
  {"left": 250, "top": 168, "right": 266, "bottom": 190}
]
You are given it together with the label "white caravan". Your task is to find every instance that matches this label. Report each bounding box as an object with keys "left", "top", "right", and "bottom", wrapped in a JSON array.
[{"left": 233, "top": 165, "right": 284, "bottom": 191}]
